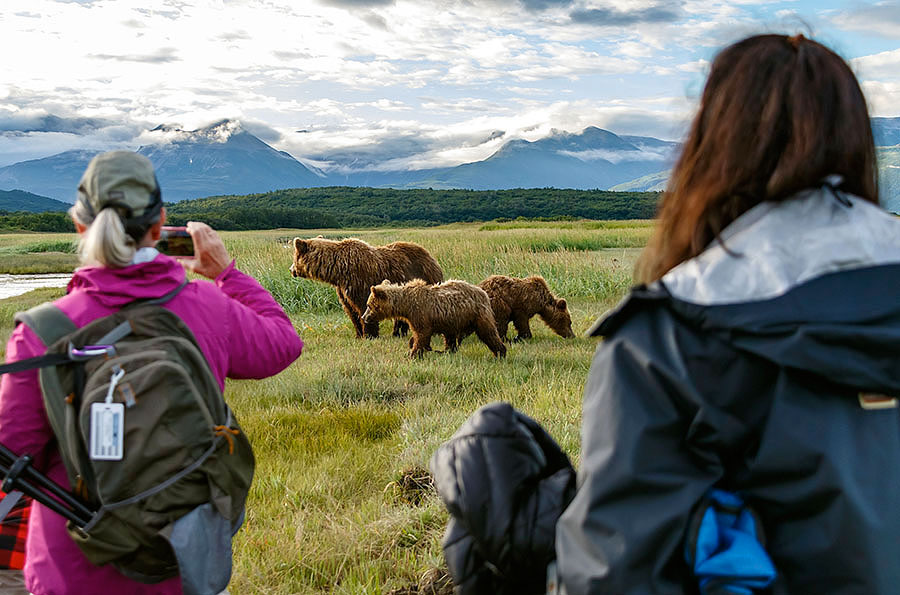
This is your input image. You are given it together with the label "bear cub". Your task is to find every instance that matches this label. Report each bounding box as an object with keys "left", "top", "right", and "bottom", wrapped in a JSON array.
[
  {"left": 362, "top": 279, "right": 506, "bottom": 359},
  {"left": 479, "top": 275, "right": 575, "bottom": 341}
]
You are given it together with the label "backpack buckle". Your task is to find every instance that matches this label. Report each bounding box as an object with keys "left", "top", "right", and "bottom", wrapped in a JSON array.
[{"left": 69, "top": 344, "right": 117, "bottom": 360}]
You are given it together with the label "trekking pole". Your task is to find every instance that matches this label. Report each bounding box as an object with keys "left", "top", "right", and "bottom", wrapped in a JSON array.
[{"left": 0, "top": 443, "right": 93, "bottom": 526}]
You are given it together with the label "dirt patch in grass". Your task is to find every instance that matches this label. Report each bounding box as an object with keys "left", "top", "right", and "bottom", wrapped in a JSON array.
[
  {"left": 387, "top": 466, "right": 435, "bottom": 506},
  {"left": 387, "top": 567, "right": 453, "bottom": 595}
]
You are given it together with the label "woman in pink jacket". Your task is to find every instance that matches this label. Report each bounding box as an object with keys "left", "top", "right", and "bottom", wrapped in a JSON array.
[{"left": 0, "top": 151, "right": 303, "bottom": 594}]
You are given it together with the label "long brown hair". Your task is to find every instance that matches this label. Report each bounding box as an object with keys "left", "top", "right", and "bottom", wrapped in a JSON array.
[{"left": 636, "top": 34, "right": 878, "bottom": 283}]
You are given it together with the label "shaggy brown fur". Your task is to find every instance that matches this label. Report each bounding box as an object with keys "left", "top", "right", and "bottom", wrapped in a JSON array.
[
  {"left": 290, "top": 237, "right": 443, "bottom": 338},
  {"left": 361, "top": 279, "right": 506, "bottom": 358},
  {"left": 478, "top": 275, "right": 575, "bottom": 341}
]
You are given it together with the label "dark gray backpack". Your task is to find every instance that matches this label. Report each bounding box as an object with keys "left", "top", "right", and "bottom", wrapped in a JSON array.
[{"left": 12, "top": 286, "right": 254, "bottom": 593}]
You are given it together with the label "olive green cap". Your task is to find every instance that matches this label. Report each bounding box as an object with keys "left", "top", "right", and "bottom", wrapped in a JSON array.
[{"left": 76, "top": 151, "right": 161, "bottom": 219}]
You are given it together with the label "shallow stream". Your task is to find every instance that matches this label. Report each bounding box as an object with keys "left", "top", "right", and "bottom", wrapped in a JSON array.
[{"left": 0, "top": 273, "right": 71, "bottom": 300}]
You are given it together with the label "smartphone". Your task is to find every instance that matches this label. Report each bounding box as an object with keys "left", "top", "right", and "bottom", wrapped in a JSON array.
[{"left": 157, "top": 226, "right": 194, "bottom": 257}]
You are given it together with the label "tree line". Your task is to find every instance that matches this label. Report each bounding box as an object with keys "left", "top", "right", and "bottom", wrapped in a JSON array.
[
  {"left": 165, "top": 187, "right": 661, "bottom": 229},
  {"left": 0, "top": 211, "right": 72, "bottom": 232},
  {"left": 0, "top": 187, "right": 661, "bottom": 232}
]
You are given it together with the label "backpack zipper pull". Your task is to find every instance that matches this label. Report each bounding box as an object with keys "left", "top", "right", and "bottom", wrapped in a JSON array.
[{"left": 105, "top": 366, "right": 125, "bottom": 405}]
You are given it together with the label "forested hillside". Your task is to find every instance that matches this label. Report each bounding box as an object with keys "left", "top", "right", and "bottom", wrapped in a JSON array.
[
  {"left": 165, "top": 187, "right": 661, "bottom": 229},
  {"left": 0, "top": 189, "right": 69, "bottom": 213}
]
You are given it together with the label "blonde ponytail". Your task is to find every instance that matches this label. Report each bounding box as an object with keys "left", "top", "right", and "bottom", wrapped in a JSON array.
[{"left": 69, "top": 203, "right": 137, "bottom": 268}]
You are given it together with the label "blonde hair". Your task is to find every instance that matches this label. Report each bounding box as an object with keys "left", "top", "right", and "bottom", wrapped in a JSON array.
[{"left": 69, "top": 202, "right": 155, "bottom": 268}]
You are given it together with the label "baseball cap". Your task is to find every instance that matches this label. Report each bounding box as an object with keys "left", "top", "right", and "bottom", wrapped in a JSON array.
[{"left": 76, "top": 151, "right": 162, "bottom": 220}]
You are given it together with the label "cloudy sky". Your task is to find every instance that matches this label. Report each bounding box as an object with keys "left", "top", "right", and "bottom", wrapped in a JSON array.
[{"left": 1, "top": 0, "right": 898, "bottom": 171}]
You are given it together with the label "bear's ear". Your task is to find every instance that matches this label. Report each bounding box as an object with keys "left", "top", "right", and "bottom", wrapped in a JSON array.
[
  {"left": 371, "top": 286, "right": 385, "bottom": 299},
  {"left": 381, "top": 279, "right": 391, "bottom": 286},
  {"left": 294, "top": 238, "right": 309, "bottom": 254},
  {"left": 557, "top": 298, "right": 567, "bottom": 310}
]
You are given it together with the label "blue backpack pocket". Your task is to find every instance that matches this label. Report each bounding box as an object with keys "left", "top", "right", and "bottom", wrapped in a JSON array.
[{"left": 684, "top": 489, "right": 776, "bottom": 595}]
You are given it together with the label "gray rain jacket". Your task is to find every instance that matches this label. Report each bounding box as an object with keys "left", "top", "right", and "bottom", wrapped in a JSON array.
[{"left": 556, "top": 185, "right": 900, "bottom": 594}]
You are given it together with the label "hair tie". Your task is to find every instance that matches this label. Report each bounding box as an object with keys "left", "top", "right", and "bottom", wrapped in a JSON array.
[{"left": 787, "top": 33, "right": 805, "bottom": 50}]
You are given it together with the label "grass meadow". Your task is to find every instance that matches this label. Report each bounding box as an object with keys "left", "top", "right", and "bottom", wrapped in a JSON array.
[{"left": 0, "top": 220, "right": 651, "bottom": 594}]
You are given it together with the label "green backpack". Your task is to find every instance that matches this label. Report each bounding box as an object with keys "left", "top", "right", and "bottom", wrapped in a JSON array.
[{"left": 14, "top": 285, "right": 255, "bottom": 591}]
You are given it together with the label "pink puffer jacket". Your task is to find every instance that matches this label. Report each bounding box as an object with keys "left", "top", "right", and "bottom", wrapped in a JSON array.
[{"left": 0, "top": 254, "right": 303, "bottom": 595}]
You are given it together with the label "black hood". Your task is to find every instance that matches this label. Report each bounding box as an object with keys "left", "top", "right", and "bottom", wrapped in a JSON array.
[{"left": 593, "top": 264, "right": 900, "bottom": 396}]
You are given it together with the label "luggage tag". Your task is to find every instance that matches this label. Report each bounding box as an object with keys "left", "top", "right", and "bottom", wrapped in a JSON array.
[
  {"left": 90, "top": 366, "right": 126, "bottom": 461},
  {"left": 858, "top": 392, "right": 898, "bottom": 410}
]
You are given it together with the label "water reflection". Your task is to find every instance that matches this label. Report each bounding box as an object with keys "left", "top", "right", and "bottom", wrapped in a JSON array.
[{"left": 0, "top": 274, "right": 71, "bottom": 300}]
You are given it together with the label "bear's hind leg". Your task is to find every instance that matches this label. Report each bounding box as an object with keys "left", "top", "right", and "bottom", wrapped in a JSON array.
[
  {"left": 492, "top": 300, "right": 512, "bottom": 342},
  {"left": 512, "top": 312, "right": 533, "bottom": 342},
  {"left": 475, "top": 316, "right": 507, "bottom": 358}
]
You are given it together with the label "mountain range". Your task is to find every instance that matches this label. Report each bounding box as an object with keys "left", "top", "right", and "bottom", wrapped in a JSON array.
[
  {"left": 1, "top": 117, "right": 898, "bottom": 212},
  {"left": 0, "top": 121, "right": 326, "bottom": 205},
  {"left": 327, "top": 127, "right": 677, "bottom": 191},
  {"left": 0, "top": 120, "right": 676, "bottom": 203}
]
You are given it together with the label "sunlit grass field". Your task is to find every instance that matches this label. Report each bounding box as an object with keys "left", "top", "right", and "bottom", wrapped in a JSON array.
[{"left": 0, "top": 221, "right": 651, "bottom": 594}]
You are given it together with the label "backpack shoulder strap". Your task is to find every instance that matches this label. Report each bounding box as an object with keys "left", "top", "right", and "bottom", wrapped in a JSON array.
[
  {"left": 14, "top": 303, "right": 77, "bottom": 347},
  {"left": 124, "top": 280, "right": 188, "bottom": 310},
  {"left": 0, "top": 304, "right": 78, "bottom": 376},
  {"left": 147, "top": 280, "right": 188, "bottom": 306}
]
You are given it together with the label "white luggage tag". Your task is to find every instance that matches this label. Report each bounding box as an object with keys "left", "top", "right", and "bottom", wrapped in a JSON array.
[{"left": 90, "top": 366, "right": 126, "bottom": 461}]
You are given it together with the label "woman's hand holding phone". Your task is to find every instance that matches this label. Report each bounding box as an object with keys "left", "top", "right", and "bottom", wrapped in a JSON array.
[
  {"left": 178, "top": 222, "right": 232, "bottom": 279},
  {"left": 158, "top": 226, "right": 194, "bottom": 257}
]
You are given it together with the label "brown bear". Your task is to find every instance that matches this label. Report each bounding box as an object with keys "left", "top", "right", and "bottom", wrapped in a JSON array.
[
  {"left": 478, "top": 275, "right": 575, "bottom": 341},
  {"left": 290, "top": 237, "right": 443, "bottom": 338},
  {"left": 361, "top": 279, "right": 506, "bottom": 359}
]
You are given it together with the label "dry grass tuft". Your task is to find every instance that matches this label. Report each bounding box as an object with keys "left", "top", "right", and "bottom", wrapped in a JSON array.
[
  {"left": 387, "top": 466, "right": 436, "bottom": 507},
  {"left": 386, "top": 567, "right": 454, "bottom": 595}
]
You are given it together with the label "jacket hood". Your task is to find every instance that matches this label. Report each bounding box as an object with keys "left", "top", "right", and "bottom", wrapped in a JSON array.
[
  {"left": 661, "top": 184, "right": 900, "bottom": 306},
  {"left": 593, "top": 185, "right": 900, "bottom": 393},
  {"left": 67, "top": 252, "right": 187, "bottom": 309}
]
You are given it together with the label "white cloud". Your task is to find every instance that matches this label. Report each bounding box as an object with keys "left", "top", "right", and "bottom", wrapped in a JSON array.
[
  {"left": 614, "top": 41, "right": 655, "bottom": 59},
  {"left": 272, "top": 96, "right": 691, "bottom": 173},
  {"left": 833, "top": 2, "right": 900, "bottom": 40},
  {"left": 676, "top": 58, "right": 710, "bottom": 73},
  {"left": 853, "top": 48, "right": 900, "bottom": 80},
  {"left": 862, "top": 81, "right": 900, "bottom": 117},
  {"left": 852, "top": 48, "right": 900, "bottom": 117},
  {"left": 0, "top": 0, "right": 890, "bottom": 171},
  {"left": 557, "top": 146, "right": 674, "bottom": 163},
  {"left": 419, "top": 97, "right": 511, "bottom": 113}
]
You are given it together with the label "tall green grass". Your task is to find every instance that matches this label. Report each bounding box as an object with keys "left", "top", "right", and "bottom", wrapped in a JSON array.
[
  {"left": 0, "top": 232, "right": 79, "bottom": 274},
  {"left": 0, "top": 221, "right": 647, "bottom": 593}
]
